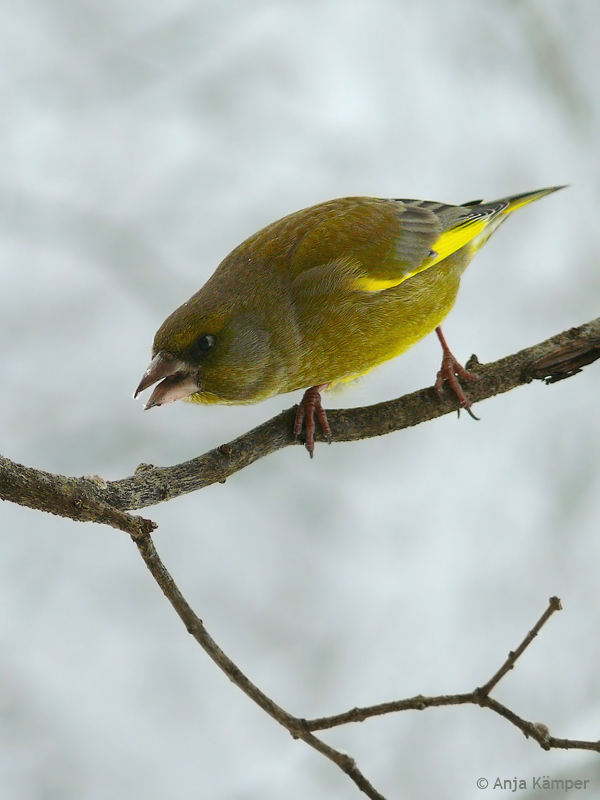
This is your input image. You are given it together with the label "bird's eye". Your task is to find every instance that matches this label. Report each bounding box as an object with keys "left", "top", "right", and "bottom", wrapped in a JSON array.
[{"left": 194, "top": 334, "right": 216, "bottom": 354}]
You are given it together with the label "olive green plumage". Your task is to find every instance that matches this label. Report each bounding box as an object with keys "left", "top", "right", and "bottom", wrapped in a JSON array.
[
  {"left": 135, "top": 187, "right": 563, "bottom": 451},
  {"left": 153, "top": 198, "right": 461, "bottom": 403}
]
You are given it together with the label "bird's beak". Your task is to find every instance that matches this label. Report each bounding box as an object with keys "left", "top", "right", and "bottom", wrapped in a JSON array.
[{"left": 134, "top": 352, "right": 199, "bottom": 409}]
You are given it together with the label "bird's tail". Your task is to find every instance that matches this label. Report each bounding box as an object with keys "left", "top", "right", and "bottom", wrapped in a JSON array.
[
  {"left": 468, "top": 185, "right": 566, "bottom": 255},
  {"left": 499, "top": 185, "right": 566, "bottom": 213},
  {"left": 418, "top": 185, "right": 565, "bottom": 271}
]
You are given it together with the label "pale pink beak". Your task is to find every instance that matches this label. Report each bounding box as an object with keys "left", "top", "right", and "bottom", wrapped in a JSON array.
[{"left": 134, "top": 352, "right": 199, "bottom": 409}]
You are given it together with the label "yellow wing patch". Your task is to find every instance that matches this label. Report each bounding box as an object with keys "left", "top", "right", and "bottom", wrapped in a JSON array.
[
  {"left": 421, "top": 217, "right": 489, "bottom": 267},
  {"left": 355, "top": 215, "right": 489, "bottom": 292}
]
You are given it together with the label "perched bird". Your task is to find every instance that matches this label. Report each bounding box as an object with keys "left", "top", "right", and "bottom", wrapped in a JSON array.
[{"left": 135, "top": 187, "right": 563, "bottom": 455}]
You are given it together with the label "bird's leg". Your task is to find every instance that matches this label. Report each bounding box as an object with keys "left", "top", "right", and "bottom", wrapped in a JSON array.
[
  {"left": 434, "top": 327, "right": 480, "bottom": 420},
  {"left": 294, "top": 384, "right": 332, "bottom": 458}
]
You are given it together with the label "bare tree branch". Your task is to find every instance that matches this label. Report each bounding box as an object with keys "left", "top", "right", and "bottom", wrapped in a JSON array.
[
  {"left": 301, "top": 595, "right": 600, "bottom": 758},
  {"left": 2, "top": 317, "right": 600, "bottom": 522},
  {"left": 2, "top": 318, "right": 600, "bottom": 798},
  {"left": 134, "top": 529, "right": 388, "bottom": 800},
  {"left": 0, "top": 457, "right": 156, "bottom": 535},
  {"left": 134, "top": 518, "right": 600, "bottom": 800}
]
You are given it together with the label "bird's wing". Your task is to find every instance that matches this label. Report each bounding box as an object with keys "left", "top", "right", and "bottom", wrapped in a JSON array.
[
  {"left": 290, "top": 188, "right": 563, "bottom": 297},
  {"left": 354, "top": 186, "right": 566, "bottom": 291},
  {"left": 352, "top": 198, "right": 505, "bottom": 292},
  {"left": 290, "top": 197, "right": 448, "bottom": 297}
]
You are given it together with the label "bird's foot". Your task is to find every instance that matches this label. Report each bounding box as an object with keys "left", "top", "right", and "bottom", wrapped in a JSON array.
[
  {"left": 434, "top": 327, "right": 480, "bottom": 420},
  {"left": 294, "top": 385, "right": 332, "bottom": 458}
]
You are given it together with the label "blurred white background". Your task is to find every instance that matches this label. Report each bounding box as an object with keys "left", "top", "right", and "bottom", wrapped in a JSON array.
[{"left": 1, "top": 1, "right": 600, "bottom": 798}]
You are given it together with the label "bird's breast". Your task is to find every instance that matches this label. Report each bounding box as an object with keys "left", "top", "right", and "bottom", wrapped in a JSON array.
[{"left": 285, "top": 254, "right": 466, "bottom": 392}]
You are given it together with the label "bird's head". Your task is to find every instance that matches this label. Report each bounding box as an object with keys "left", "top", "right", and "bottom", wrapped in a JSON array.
[{"left": 134, "top": 290, "right": 275, "bottom": 409}]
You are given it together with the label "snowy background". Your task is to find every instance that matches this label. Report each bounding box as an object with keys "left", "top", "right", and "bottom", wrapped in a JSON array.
[{"left": 1, "top": 2, "right": 600, "bottom": 799}]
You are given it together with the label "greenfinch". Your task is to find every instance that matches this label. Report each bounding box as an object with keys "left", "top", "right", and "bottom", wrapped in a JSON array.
[{"left": 135, "top": 187, "right": 563, "bottom": 455}]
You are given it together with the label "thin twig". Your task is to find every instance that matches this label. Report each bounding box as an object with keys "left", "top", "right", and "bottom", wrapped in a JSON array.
[
  {"left": 303, "top": 596, "right": 599, "bottom": 754},
  {"left": 133, "top": 521, "right": 600, "bottom": 800},
  {"left": 477, "top": 595, "right": 562, "bottom": 695},
  {"left": 133, "top": 529, "right": 388, "bottom": 800}
]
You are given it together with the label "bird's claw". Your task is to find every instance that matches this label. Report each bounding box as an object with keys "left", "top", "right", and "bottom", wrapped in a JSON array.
[
  {"left": 294, "top": 385, "right": 332, "bottom": 458},
  {"left": 435, "top": 355, "right": 480, "bottom": 419},
  {"left": 434, "top": 327, "right": 481, "bottom": 419}
]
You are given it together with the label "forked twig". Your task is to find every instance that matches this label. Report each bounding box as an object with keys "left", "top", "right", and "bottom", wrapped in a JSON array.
[{"left": 133, "top": 525, "right": 600, "bottom": 799}]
